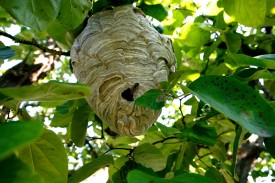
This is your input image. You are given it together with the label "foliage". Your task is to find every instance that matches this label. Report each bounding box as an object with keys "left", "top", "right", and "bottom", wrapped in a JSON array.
[{"left": 0, "top": 0, "right": 275, "bottom": 183}]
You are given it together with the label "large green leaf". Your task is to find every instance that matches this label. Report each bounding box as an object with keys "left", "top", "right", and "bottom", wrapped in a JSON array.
[
  {"left": 0, "top": 120, "right": 43, "bottom": 160},
  {"left": 0, "top": 0, "right": 61, "bottom": 31},
  {"left": 57, "top": 0, "right": 92, "bottom": 29},
  {"left": 177, "top": 123, "right": 217, "bottom": 146},
  {"left": 223, "top": 0, "right": 266, "bottom": 27},
  {"left": 127, "top": 169, "right": 214, "bottom": 183},
  {"left": 179, "top": 23, "right": 211, "bottom": 48},
  {"left": 68, "top": 155, "right": 114, "bottom": 183},
  {"left": 71, "top": 99, "right": 91, "bottom": 147},
  {"left": 188, "top": 75, "right": 275, "bottom": 137},
  {"left": 18, "top": 129, "right": 68, "bottom": 183},
  {"left": 0, "top": 155, "right": 44, "bottom": 183},
  {"left": 134, "top": 89, "right": 166, "bottom": 110},
  {"left": 0, "top": 81, "right": 90, "bottom": 110},
  {"left": 0, "top": 46, "right": 16, "bottom": 59},
  {"left": 138, "top": 2, "right": 168, "bottom": 21},
  {"left": 225, "top": 53, "right": 275, "bottom": 70},
  {"left": 133, "top": 143, "right": 166, "bottom": 171}
]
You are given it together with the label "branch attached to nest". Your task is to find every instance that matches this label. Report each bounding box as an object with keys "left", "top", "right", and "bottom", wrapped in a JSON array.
[{"left": 0, "top": 30, "right": 70, "bottom": 56}]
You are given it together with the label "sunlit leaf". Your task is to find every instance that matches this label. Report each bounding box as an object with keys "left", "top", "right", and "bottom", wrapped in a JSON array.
[
  {"left": 222, "top": 32, "right": 241, "bottom": 53},
  {"left": 144, "top": 0, "right": 162, "bottom": 5},
  {"left": 0, "top": 0, "right": 61, "bottom": 31},
  {"left": 0, "top": 155, "right": 44, "bottom": 183},
  {"left": 133, "top": 143, "right": 166, "bottom": 171},
  {"left": 68, "top": 155, "right": 114, "bottom": 183},
  {"left": 18, "top": 129, "right": 68, "bottom": 183},
  {"left": 134, "top": 89, "right": 166, "bottom": 110},
  {"left": 188, "top": 75, "right": 275, "bottom": 137},
  {"left": 223, "top": 0, "right": 266, "bottom": 27},
  {"left": 225, "top": 53, "right": 275, "bottom": 70},
  {"left": 179, "top": 23, "right": 211, "bottom": 48},
  {"left": 109, "top": 136, "right": 139, "bottom": 147},
  {"left": 0, "top": 81, "right": 90, "bottom": 110},
  {"left": 0, "top": 120, "right": 43, "bottom": 160}
]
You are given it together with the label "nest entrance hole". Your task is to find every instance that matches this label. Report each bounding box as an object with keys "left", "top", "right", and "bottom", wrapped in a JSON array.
[{"left": 121, "top": 83, "right": 139, "bottom": 101}]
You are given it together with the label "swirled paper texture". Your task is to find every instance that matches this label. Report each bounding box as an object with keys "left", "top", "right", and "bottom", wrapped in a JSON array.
[{"left": 71, "top": 5, "right": 176, "bottom": 136}]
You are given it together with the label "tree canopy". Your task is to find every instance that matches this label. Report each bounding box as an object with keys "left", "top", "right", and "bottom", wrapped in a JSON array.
[{"left": 0, "top": 0, "right": 275, "bottom": 183}]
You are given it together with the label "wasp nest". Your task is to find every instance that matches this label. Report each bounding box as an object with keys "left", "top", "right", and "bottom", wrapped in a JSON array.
[{"left": 71, "top": 5, "right": 176, "bottom": 136}]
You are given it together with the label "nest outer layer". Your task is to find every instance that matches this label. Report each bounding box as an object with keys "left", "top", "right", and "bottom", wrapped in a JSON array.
[{"left": 71, "top": 5, "right": 176, "bottom": 136}]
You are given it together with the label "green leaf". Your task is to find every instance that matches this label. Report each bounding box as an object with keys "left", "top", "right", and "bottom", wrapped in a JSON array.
[
  {"left": 0, "top": 0, "right": 61, "bottom": 31},
  {"left": 264, "top": 137, "right": 275, "bottom": 158},
  {"left": 223, "top": 0, "right": 266, "bottom": 27},
  {"left": 133, "top": 143, "right": 166, "bottom": 171},
  {"left": 172, "top": 173, "right": 214, "bottom": 183},
  {"left": 0, "top": 155, "right": 44, "bottom": 183},
  {"left": 156, "top": 122, "right": 180, "bottom": 137},
  {"left": 71, "top": 100, "right": 91, "bottom": 147},
  {"left": 0, "top": 120, "right": 43, "bottom": 160},
  {"left": 188, "top": 75, "right": 275, "bottom": 137},
  {"left": 177, "top": 123, "right": 217, "bottom": 146},
  {"left": 222, "top": 32, "right": 241, "bottom": 53},
  {"left": 180, "top": 142, "right": 197, "bottom": 170},
  {"left": 225, "top": 53, "right": 275, "bottom": 70},
  {"left": 230, "top": 125, "right": 242, "bottom": 176},
  {"left": 68, "top": 155, "right": 114, "bottom": 183},
  {"left": 254, "top": 54, "right": 275, "bottom": 60},
  {"left": 18, "top": 129, "right": 68, "bottom": 183},
  {"left": 134, "top": 89, "right": 166, "bottom": 110},
  {"left": 127, "top": 170, "right": 165, "bottom": 183},
  {"left": 109, "top": 136, "right": 139, "bottom": 147},
  {"left": 138, "top": 2, "right": 168, "bottom": 21},
  {"left": 179, "top": 23, "right": 211, "bottom": 48},
  {"left": 205, "top": 168, "right": 224, "bottom": 183},
  {"left": 0, "top": 81, "right": 90, "bottom": 110},
  {"left": 0, "top": 46, "right": 16, "bottom": 59},
  {"left": 47, "top": 22, "right": 73, "bottom": 50},
  {"left": 127, "top": 170, "right": 214, "bottom": 183},
  {"left": 56, "top": 0, "right": 91, "bottom": 29},
  {"left": 51, "top": 101, "right": 77, "bottom": 127},
  {"left": 144, "top": 0, "right": 163, "bottom": 5}
]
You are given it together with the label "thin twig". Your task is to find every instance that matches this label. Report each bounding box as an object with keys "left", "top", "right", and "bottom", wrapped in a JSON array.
[
  {"left": 103, "top": 143, "right": 133, "bottom": 156},
  {"left": 179, "top": 97, "right": 187, "bottom": 128},
  {"left": 0, "top": 30, "right": 70, "bottom": 56},
  {"left": 152, "top": 136, "right": 178, "bottom": 145}
]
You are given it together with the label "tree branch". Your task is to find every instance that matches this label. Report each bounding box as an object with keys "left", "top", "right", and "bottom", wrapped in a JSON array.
[
  {"left": 0, "top": 30, "right": 70, "bottom": 56},
  {"left": 236, "top": 137, "right": 265, "bottom": 183}
]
